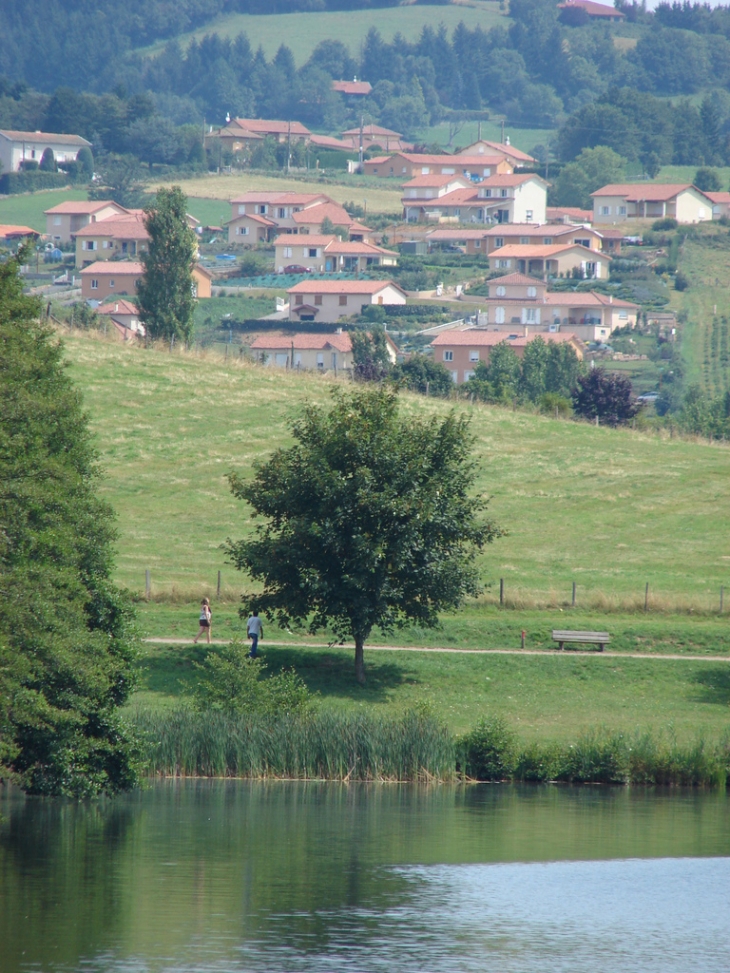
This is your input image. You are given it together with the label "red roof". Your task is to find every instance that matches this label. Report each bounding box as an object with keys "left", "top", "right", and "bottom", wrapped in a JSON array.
[
  {"left": 706, "top": 192, "right": 730, "bottom": 204},
  {"left": 275, "top": 234, "right": 337, "bottom": 247},
  {"left": 488, "top": 272, "right": 547, "bottom": 287},
  {"left": 546, "top": 206, "right": 593, "bottom": 222},
  {"left": 591, "top": 183, "right": 708, "bottom": 202},
  {"left": 432, "top": 330, "right": 580, "bottom": 348},
  {"left": 0, "top": 129, "right": 90, "bottom": 145},
  {"left": 251, "top": 332, "right": 353, "bottom": 352},
  {"left": 44, "top": 200, "right": 127, "bottom": 216},
  {"left": 79, "top": 261, "right": 143, "bottom": 275},
  {"left": 331, "top": 80, "right": 372, "bottom": 96},
  {"left": 292, "top": 202, "right": 353, "bottom": 225},
  {"left": 230, "top": 191, "right": 327, "bottom": 205},
  {"left": 557, "top": 0, "right": 625, "bottom": 17},
  {"left": 343, "top": 124, "right": 403, "bottom": 137},
  {"left": 74, "top": 215, "right": 149, "bottom": 239},
  {"left": 97, "top": 299, "right": 138, "bottom": 315},
  {"left": 404, "top": 174, "right": 470, "bottom": 189},
  {"left": 287, "top": 279, "right": 405, "bottom": 296},
  {"left": 309, "top": 134, "right": 356, "bottom": 151},
  {"left": 490, "top": 243, "right": 605, "bottom": 257},
  {"left": 0, "top": 224, "right": 38, "bottom": 238},
  {"left": 232, "top": 118, "right": 311, "bottom": 137},
  {"left": 460, "top": 141, "right": 537, "bottom": 164}
]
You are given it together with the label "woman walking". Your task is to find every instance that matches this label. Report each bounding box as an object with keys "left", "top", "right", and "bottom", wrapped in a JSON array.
[{"left": 194, "top": 597, "right": 212, "bottom": 644}]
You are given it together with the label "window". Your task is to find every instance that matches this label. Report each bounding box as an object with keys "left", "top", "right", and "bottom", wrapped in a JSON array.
[
  {"left": 53, "top": 216, "right": 62, "bottom": 226},
  {"left": 525, "top": 308, "right": 536, "bottom": 322},
  {"left": 316, "top": 353, "right": 324, "bottom": 369},
  {"left": 527, "top": 286, "right": 537, "bottom": 297},
  {"left": 442, "top": 167, "right": 454, "bottom": 175},
  {"left": 525, "top": 210, "right": 533, "bottom": 221},
  {"left": 237, "top": 226, "right": 249, "bottom": 236},
  {"left": 104, "top": 241, "right": 112, "bottom": 249},
  {"left": 339, "top": 295, "right": 348, "bottom": 306},
  {"left": 443, "top": 350, "right": 454, "bottom": 362},
  {"left": 109, "top": 279, "right": 115, "bottom": 289},
  {"left": 308, "top": 248, "right": 318, "bottom": 258},
  {"left": 496, "top": 285, "right": 506, "bottom": 297},
  {"left": 483, "top": 189, "right": 492, "bottom": 198},
  {"left": 421, "top": 167, "right": 429, "bottom": 174},
  {"left": 601, "top": 206, "right": 610, "bottom": 216},
  {"left": 495, "top": 306, "right": 505, "bottom": 324},
  {"left": 283, "top": 246, "right": 292, "bottom": 258},
  {"left": 278, "top": 207, "right": 286, "bottom": 218},
  {"left": 500, "top": 189, "right": 508, "bottom": 198},
  {"left": 495, "top": 237, "right": 504, "bottom": 248},
  {"left": 575, "top": 238, "right": 590, "bottom": 248},
  {"left": 258, "top": 205, "right": 267, "bottom": 214},
  {"left": 295, "top": 295, "right": 304, "bottom": 305},
  {"left": 619, "top": 311, "right": 628, "bottom": 319},
  {"left": 520, "top": 237, "right": 529, "bottom": 245},
  {"left": 83, "top": 240, "right": 96, "bottom": 251},
  {"left": 30, "top": 149, "right": 36, "bottom": 159},
  {"left": 497, "top": 259, "right": 510, "bottom": 269},
  {"left": 469, "top": 350, "right": 479, "bottom": 362},
  {"left": 464, "top": 370, "right": 475, "bottom": 381},
  {"left": 474, "top": 240, "right": 481, "bottom": 248},
  {"left": 238, "top": 205, "right": 246, "bottom": 215},
  {"left": 372, "top": 168, "right": 379, "bottom": 174},
  {"left": 543, "top": 237, "right": 553, "bottom": 245},
  {"left": 294, "top": 353, "right": 302, "bottom": 366},
  {"left": 314, "top": 295, "right": 323, "bottom": 306},
  {"left": 618, "top": 206, "right": 627, "bottom": 216},
  {"left": 90, "top": 279, "right": 98, "bottom": 290}
]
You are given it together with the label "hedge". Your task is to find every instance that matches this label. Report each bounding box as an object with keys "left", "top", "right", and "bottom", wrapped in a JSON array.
[{"left": 0, "top": 171, "right": 71, "bottom": 195}]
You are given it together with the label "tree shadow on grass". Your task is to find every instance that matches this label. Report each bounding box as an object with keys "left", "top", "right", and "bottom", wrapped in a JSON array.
[
  {"left": 260, "top": 646, "right": 420, "bottom": 704},
  {"left": 139, "top": 642, "right": 210, "bottom": 698},
  {"left": 690, "top": 666, "right": 730, "bottom": 706}
]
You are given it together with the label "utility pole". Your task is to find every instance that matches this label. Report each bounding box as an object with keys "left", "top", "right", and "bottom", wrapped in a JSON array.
[
  {"left": 500, "top": 119, "right": 505, "bottom": 144},
  {"left": 287, "top": 119, "right": 291, "bottom": 173},
  {"left": 359, "top": 114, "right": 364, "bottom": 168}
]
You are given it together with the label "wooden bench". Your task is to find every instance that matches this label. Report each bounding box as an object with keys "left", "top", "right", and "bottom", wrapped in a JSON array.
[{"left": 552, "top": 630, "right": 610, "bottom": 652}]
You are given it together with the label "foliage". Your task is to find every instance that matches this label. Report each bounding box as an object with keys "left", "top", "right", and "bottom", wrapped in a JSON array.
[
  {"left": 137, "top": 185, "right": 198, "bottom": 342},
  {"left": 88, "top": 154, "right": 148, "bottom": 209},
  {"left": 458, "top": 717, "right": 516, "bottom": 781},
  {"left": 226, "top": 386, "right": 502, "bottom": 683},
  {"left": 465, "top": 339, "right": 582, "bottom": 407},
  {"left": 192, "top": 641, "right": 314, "bottom": 716},
  {"left": 0, "top": 248, "right": 139, "bottom": 796},
  {"left": 39, "top": 147, "right": 56, "bottom": 172},
  {"left": 652, "top": 217, "right": 678, "bottom": 231},
  {"left": 693, "top": 166, "right": 722, "bottom": 192},
  {"left": 390, "top": 353, "right": 454, "bottom": 397},
  {"left": 466, "top": 343, "right": 521, "bottom": 403},
  {"left": 351, "top": 325, "right": 392, "bottom": 381},
  {"left": 552, "top": 146, "right": 627, "bottom": 209},
  {"left": 572, "top": 367, "right": 640, "bottom": 426}
]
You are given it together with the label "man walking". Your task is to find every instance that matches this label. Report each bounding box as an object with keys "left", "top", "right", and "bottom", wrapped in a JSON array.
[{"left": 246, "top": 610, "right": 264, "bottom": 658}]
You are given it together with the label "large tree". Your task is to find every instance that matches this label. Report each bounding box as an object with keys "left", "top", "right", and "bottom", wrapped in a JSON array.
[
  {"left": 572, "top": 367, "right": 639, "bottom": 427},
  {"left": 0, "top": 248, "right": 139, "bottom": 796},
  {"left": 136, "top": 185, "right": 198, "bottom": 342},
  {"left": 226, "top": 387, "right": 501, "bottom": 684}
]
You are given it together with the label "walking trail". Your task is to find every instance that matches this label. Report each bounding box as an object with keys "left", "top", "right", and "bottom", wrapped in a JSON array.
[{"left": 143, "top": 638, "right": 730, "bottom": 663}]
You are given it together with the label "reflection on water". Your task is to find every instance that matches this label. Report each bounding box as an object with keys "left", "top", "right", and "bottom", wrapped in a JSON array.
[{"left": 1, "top": 781, "right": 729, "bottom": 972}]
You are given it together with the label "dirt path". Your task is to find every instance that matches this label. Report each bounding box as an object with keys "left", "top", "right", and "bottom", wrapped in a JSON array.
[{"left": 143, "top": 638, "right": 730, "bottom": 663}]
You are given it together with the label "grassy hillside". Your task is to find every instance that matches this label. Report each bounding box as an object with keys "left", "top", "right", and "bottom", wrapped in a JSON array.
[
  {"left": 0, "top": 188, "right": 89, "bottom": 232},
  {"left": 141, "top": 3, "right": 506, "bottom": 64},
  {"left": 64, "top": 331, "right": 730, "bottom": 606}
]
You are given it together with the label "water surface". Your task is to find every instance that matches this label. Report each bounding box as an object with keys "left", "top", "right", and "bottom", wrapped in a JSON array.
[{"left": 2, "top": 781, "right": 729, "bottom": 972}]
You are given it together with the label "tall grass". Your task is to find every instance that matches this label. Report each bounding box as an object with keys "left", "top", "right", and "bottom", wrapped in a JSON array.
[
  {"left": 135, "top": 707, "right": 456, "bottom": 782},
  {"left": 134, "top": 709, "right": 730, "bottom": 788}
]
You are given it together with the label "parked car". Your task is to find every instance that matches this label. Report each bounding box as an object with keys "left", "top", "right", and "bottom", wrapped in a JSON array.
[{"left": 283, "top": 264, "right": 311, "bottom": 274}]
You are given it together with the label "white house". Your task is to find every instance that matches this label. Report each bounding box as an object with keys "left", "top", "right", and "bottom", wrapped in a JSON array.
[
  {"left": 591, "top": 183, "right": 714, "bottom": 224},
  {"left": 287, "top": 279, "right": 407, "bottom": 322},
  {"left": 0, "top": 129, "right": 91, "bottom": 173}
]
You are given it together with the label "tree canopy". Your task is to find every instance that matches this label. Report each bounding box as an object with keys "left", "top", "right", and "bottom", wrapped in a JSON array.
[
  {"left": 572, "top": 367, "right": 640, "bottom": 427},
  {"left": 0, "top": 247, "right": 139, "bottom": 796},
  {"left": 136, "top": 185, "right": 198, "bottom": 342},
  {"left": 226, "top": 387, "right": 502, "bottom": 684}
]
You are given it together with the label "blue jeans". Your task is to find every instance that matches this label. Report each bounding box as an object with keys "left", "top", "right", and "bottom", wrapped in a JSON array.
[{"left": 249, "top": 634, "right": 259, "bottom": 657}]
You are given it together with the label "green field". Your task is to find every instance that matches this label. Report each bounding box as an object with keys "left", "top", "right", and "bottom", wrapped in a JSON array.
[
  {"left": 0, "top": 187, "right": 89, "bottom": 232},
  {"left": 416, "top": 120, "right": 555, "bottom": 156},
  {"left": 142, "top": 2, "right": 507, "bottom": 64},
  {"left": 63, "top": 331, "right": 730, "bottom": 605}
]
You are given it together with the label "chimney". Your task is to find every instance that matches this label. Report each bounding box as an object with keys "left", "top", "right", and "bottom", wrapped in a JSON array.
[
  {"left": 609, "top": 295, "right": 613, "bottom": 303},
  {"left": 115, "top": 303, "right": 119, "bottom": 312}
]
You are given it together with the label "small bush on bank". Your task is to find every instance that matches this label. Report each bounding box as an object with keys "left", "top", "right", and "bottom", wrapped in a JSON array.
[
  {"left": 652, "top": 217, "right": 678, "bottom": 231},
  {"left": 458, "top": 717, "right": 516, "bottom": 780}
]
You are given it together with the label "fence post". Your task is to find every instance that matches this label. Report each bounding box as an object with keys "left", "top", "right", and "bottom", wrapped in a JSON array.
[
  {"left": 145, "top": 569, "right": 151, "bottom": 600},
  {"left": 217, "top": 570, "right": 221, "bottom": 598},
  {"left": 644, "top": 582, "right": 649, "bottom": 612},
  {"left": 499, "top": 578, "right": 504, "bottom": 606},
  {"left": 721, "top": 586, "right": 725, "bottom": 614},
  {"left": 521, "top": 629, "right": 525, "bottom": 649},
  {"left": 572, "top": 581, "right": 576, "bottom": 607}
]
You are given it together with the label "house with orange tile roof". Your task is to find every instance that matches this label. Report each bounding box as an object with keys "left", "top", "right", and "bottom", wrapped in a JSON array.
[
  {"left": 591, "top": 183, "right": 714, "bottom": 224},
  {"left": 250, "top": 330, "right": 355, "bottom": 372},
  {"left": 274, "top": 234, "right": 397, "bottom": 274},
  {"left": 425, "top": 223, "right": 604, "bottom": 256},
  {"left": 341, "top": 124, "right": 412, "bottom": 152},
  {"left": 489, "top": 242, "right": 611, "bottom": 279},
  {"left": 44, "top": 200, "right": 129, "bottom": 243},
  {"left": 73, "top": 212, "right": 149, "bottom": 267},
  {"left": 557, "top": 0, "right": 625, "bottom": 21},
  {"left": 80, "top": 261, "right": 144, "bottom": 301},
  {"left": 96, "top": 299, "right": 145, "bottom": 340},
  {"left": 545, "top": 206, "right": 593, "bottom": 225},
  {"left": 363, "top": 151, "right": 513, "bottom": 179},
  {"left": 229, "top": 118, "right": 312, "bottom": 143},
  {"left": 457, "top": 140, "right": 537, "bottom": 168},
  {"left": 706, "top": 192, "right": 730, "bottom": 219},
  {"left": 431, "top": 328, "right": 584, "bottom": 384},
  {"left": 287, "top": 279, "right": 406, "bottom": 322},
  {"left": 331, "top": 80, "right": 372, "bottom": 97},
  {"left": 403, "top": 173, "right": 547, "bottom": 224},
  {"left": 0, "top": 224, "right": 39, "bottom": 242}
]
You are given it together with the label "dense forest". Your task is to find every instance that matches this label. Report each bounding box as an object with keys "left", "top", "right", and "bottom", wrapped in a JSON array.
[{"left": 3, "top": 0, "right": 730, "bottom": 172}]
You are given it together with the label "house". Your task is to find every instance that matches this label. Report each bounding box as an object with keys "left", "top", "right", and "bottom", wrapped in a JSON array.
[
  {"left": 341, "top": 124, "right": 411, "bottom": 152},
  {"left": 226, "top": 191, "right": 336, "bottom": 242},
  {"left": 309, "top": 134, "right": 357, "bottom": 152},
  {"left": 489, "top": 243, "right": 611, "bottom": 279},
  {"left": 227, "top": 118, "right": 311, "bottom": 144},
  {"left": 591, "top": 184, "right": 714, "bottom": 224},
  {"left": 363, "top": 152, "right": 513, "bottom": 179},
  {"left": 331, "top": 79, "right": 372, "bottom": 98},
  {"left": 403, "top": 174, "right": 548, "bottom": 224},
  {"left": 80, "top": 261, "right": 143, "bottom": 301},
  {"left": 250, "top": 331, "right": 354, "bottom": 372},
  {"left": 545, "top": 206, "right": 593, "bottom": 224},
  {"left": 458, "top": 140, "right": 537, "bottom": 168},
  {"left": 96, "top": 299, "right": 145, "bottom": 340},
  {"left": 291, "top": 200, "right": 366, "bottom": 237},
  {"left": 80, "top": 261, "right": 211, "bottom": 301},
  {"left": 424, "top": 223, "right": 602, "bottom": 256},
  {"left": 0, "top": 129, "right": 91, "bottom": 173},
  {"left": 274, "top": 234, "right": 398, "bottom": 274},
  {"left": 44, "top": 201, "right": 130, "bottom": 244},
  {"left": 0, "top": 224, "right": 39, "bottom": 242},
  {"left": 706, "top": 192, "right": 730, "bottom": 219},
  {"left": 287, "top": 279, "right": 407, "bottom": 322},
  {"left": 73, "top": 212, "right": 149, "bottom": 267},
  {"left": 557, "top": 0, "right": 625, "bottom": 21},
  {"left": 431, "top": 328, "right": 584, "bottom": 384},
  {"left": 471, "top": 272, "right": 638, "bottom": 341}
]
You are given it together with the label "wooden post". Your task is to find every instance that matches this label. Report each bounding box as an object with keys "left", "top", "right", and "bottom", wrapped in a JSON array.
[
  {"left": 217, "top": 570, "right": 221, "bottom": 598},
  {"left": 521, "top": 629, "right": 525, "bottom": 649},
  {"left": 572, "top": 581, "right": 576, "bottom": 607},
  {"left": 145, "top": 569, "right": 151, "bottom": 600},
  {"left": 644, "top": 582, "right": 649, "bottom": 612},
  {"left": 499, "top": 578, "right": 504, "bottom": 606},
  {"left": 721, "top": 586, "right": 725, "bottom": 614}
]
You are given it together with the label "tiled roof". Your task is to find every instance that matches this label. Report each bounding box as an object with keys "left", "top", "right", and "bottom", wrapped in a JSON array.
[
  {"left": 490, "top": 243, "right": 604, "bottom": 257},
  {"left": 309, "top": 133, "right": 355, "bottom": 150},
  {"left": 328, "top": 240, "right": 397, "bottom": 256},
  {"left": 365, "top": 155, "right": 390, "bottom": 165},
  {"left": 342, "top": 124, "right": 403, "bottom": 137},
  {"left": 557, "top": 0, "right": 625, "bottom": 16},
  {"left": 44, "top": 200, "right": 125, "bottom": 215},
  {"left": 250, "top": 332, "right": 353, "bottom": 352},
  {"left": 97, "top": 299, "right": 138, "bottom": 315},
  {"left": 0, "top": 129, "right": 91, "bottom": 145},
  {"left": 403, "top": 174, "right": 469, "bottom": 188},
  {"left": 74, "top": 215, "right": 149, "bottom": 239},
  {"left": 275, "top": 234, "right": 337, "bottom": 247},
  {"left": 79, "top": 261, "right": 143, "bottom": 275},
  {"left": 409, "top": 188, "right": 481, "bottom": 206},
  {"left": 347, "top": 221, "right": 373, "bottom": 235},
  {"left": 461, "top": 141, "right": 536, "bottom": 163},
  {"left": 487, "top": 272, "right": 547, "bottom": 286},
  {"left": 292, "top": 202, "right": 353, "bottom": 225},
  {"left": 591, "top": 183, "right": 700, "bottom": 201},
  {"left": 432, "top": 330, "right": 580, "bottom": 347},
  {"left": 481, "top": 223, "right": 577, "bottom": 237},
  {"left": 481, "top": 173, "right": 544, "bottom": 187},
  {"left": 0, "top": 224, "right": 38, "bottom": 237},
  {"left": 705, "top": 192, "right": 730, "bottom": 203},
  {"left": 544, "top": 291, "right": 637, "bottom": 308},
  {"left": 331, "top": 80, "right": 372, "bottom": 96},
  {"left": 426, "top": 228, "right": 491, "bottom": 241},
  {"left": 232, "top": 118, "right": 311, "bottom": 137},
  {"left": 546, "top": 206, "right": 593, "bottom": 220},
  {"left": 287, "top": 279, "right": 404, "bottom": 295},
  {"left": 226, "top": 212, "right": 277, "bottom": 226},
  {"left": 230, "top": 191, "right": 327, "bottom": 205}
]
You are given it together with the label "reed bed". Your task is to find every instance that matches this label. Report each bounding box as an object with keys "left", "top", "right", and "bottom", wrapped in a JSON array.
[
  {"left": 135, "top": 710, "right": 730, "bottom": 788},
  {"left": 135, "top": 708, "right": 456, "bottom": 782}
]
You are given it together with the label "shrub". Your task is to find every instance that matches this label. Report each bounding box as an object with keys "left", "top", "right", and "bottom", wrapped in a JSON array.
[
  {"left": 458, "top": 717, "right": 516, "bottom": 781},
  {"left": 652, "top": 217, "right": 678, "bottom": 231},
  {"left": 538, "top": 392, "right": 572, "bottom": 416},
  {"left": 674, "top": 270, "right": 689, "bottom": 291}
]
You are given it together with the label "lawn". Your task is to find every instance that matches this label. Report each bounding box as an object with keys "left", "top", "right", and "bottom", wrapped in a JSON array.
[
  {"left": 415, "top": 120, "right": 555, "bottom": 156},
  {"left": 0, "top": 187, "right": 89, "bottom": 232},
  {"left": 155, "top": 172, "right": 403, "bottom": 215},
  {"left": 140, "top": 2, "right": 507, "bottom": 64},
  {"left": 63, "top": 330, "right": 730, "bottom": 607}
]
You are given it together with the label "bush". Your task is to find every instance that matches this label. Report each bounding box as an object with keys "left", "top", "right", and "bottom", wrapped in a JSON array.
[
  {"left": 0, "top": 170, "right": 69, "bottom": 194},
  {"left": 652, "top": 217, "right": 678, "bottom": 231},
  {"left": 674, "top": 270, "right": 689, "bottom": 291},
  {"left": 539, "top": 392, "right": 572, "bottom": 416},
  {"left": 458, "top": 717, "right": 516, "bottom": 781}
]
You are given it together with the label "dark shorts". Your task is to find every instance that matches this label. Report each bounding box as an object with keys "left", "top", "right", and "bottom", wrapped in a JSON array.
[{"left": 199, "top": 619, "right": 210, "bottom": 628}]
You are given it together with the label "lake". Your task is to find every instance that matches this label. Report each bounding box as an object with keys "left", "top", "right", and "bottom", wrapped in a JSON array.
[{"left": 2, "top": 781, "right": 729, "bottom": 972}]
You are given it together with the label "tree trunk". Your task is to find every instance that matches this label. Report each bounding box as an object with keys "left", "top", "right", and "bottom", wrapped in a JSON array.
[{"left": 354, "top": 637, "right": 366, "bottom": 685}]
